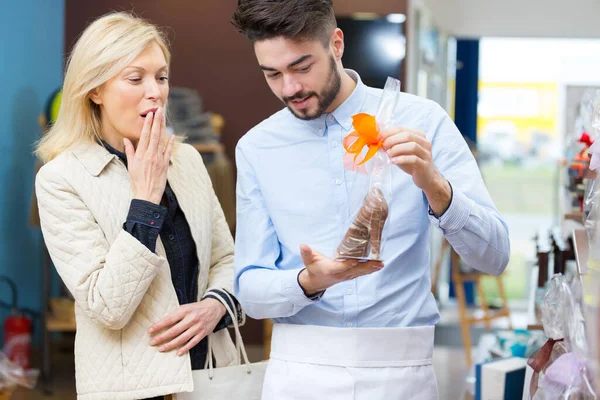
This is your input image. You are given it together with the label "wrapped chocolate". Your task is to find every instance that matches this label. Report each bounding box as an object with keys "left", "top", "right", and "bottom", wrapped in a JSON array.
[
  {"left": 586, "top": 93, "right": 600, "bottom": 243},
  {"left": 530, "top": 275, "right": 596, "bottom": 399},
  {"left": 337, "top": 187, "right": 389, "bottom": 259},
  {"left": 335, "top": 77, "right": 399, "bottom": 261},
  {"left": 0, "top": 352, "right": 38, "bottom": 398}
]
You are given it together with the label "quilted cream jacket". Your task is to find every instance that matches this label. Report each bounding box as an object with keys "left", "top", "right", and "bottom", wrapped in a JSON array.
[{"left": 36, "top": 141, "right": 239, "bottom": 399}]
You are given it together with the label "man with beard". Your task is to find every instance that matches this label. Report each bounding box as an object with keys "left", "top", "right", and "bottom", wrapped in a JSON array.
[{"left": 231, "top": 1, "right": 510, "bottom": 399}]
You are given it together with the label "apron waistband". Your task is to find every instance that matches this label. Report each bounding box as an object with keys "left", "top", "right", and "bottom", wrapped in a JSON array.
[{"left": 269, "top": 323, "right": 434, "bottom": 368}]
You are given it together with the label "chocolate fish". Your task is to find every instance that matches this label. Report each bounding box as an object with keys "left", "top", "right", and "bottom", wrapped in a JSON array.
[{"left": 336, "top": 187, "right": 389, "bottom": 259}]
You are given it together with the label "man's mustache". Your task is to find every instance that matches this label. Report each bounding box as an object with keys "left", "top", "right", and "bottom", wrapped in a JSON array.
[{"left": 284, "top": 92, "right": 317, "bottom": 102}]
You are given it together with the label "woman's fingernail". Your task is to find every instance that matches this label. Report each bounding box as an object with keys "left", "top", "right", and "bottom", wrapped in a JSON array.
[{"left": 159, "top": 346, "right": 165, "bottom": 352}]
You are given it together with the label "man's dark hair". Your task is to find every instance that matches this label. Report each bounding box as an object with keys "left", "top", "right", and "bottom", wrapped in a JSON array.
[{"left": 232, "top": 0, "right": 337, "bottom": 45}]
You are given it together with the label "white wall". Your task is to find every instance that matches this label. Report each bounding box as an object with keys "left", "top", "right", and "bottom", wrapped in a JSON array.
[
  {"left": 425, "top": 0, "right": 600, "bottom": 39},
  {"left": 478, "top": 37, "right": 600, "bottom": 143},
  {"left": 334, "top": 0, "right": 407, "bottom": 16},
  {"left": 480, "top": 39, "right": 600, "bottom": 83}
]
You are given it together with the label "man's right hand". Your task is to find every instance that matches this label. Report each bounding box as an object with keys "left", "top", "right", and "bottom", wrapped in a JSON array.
[{"left": 298, "top": 244, "right": 384, "bottom": 296}]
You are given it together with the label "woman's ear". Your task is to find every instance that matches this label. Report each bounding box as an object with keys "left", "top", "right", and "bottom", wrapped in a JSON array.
[{"left": 89, "top": 88, "right": 102, "bottom": 105}]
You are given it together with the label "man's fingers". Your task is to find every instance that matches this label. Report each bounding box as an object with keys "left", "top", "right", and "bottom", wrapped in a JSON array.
[
  {"left": 327, "top": 258, "right": 361, "bottom": 274},
  {"left": 343, "top": 261, "right": 384, "bottom": 280},
  {"left": 391, "top": 155, "right": 424, "bottom": 170},
  {"left": 382, "top": 131, "right": 430, "bottom": 152},
  {"left": 386, "top": 142, "right": 431, "bottom": 161},
  {"left": 299, "top": 244, "right": 315, "bottom": 267},
  {"left": 379, "top": 126, "right": 405, "bottom": 139},
  {"left": 380, "top": 126, "right": 425, "bottom": 140}
]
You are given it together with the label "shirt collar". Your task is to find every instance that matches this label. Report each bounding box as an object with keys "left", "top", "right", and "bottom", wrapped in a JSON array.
[
  {"left": 71, "top": 141, "right": 119, "bottom": 177},
  {"left": 102, "top": 140, "right": 127, "bottom": 163},
  {"left": 302, "top": 69, "right": 367, "bottom": 136}
]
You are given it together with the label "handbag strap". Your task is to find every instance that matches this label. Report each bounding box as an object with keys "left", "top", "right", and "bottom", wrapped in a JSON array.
[{"left": 204, "top": 291, "right": 251, "bottom": 376}]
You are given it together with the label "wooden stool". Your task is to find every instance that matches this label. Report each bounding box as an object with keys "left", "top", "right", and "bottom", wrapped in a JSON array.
[{"left": 451, "top": 249, "right": 512, "bottom": 366}]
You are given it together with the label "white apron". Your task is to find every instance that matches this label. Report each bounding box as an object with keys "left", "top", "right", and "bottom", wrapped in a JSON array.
[{"left": 262, "top": 324, "right": 438, "bottom": 400}]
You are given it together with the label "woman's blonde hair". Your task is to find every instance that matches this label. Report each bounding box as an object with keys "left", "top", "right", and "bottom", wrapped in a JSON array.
[{"left": 35, "top": 12, "right": 171, "bottom": 162}]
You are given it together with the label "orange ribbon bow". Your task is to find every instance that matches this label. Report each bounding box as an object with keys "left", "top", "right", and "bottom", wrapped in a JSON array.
[{"left": 343, "top": 113, "right": 383, "bottom": 166}]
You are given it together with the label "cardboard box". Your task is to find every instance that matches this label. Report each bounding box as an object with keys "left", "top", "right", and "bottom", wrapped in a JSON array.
[{"left": 481, "top": 357, "right": 528, "bottom": 400}]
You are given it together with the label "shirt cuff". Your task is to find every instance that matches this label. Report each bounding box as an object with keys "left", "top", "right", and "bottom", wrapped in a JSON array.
[
  {"left": 297, "top": 268, "right": 325, "bottom": 300},
  {"left": 126, "top": 199, "right": 167, "bottom": 230},
  {"left": 282, "top": 269, "right": 323, "bottom": 309},
  {"left": 203, "top": 289, "right": 244, "bottom": 331},
  {"left": 428, "top": 184, "right": 472, "bottom": 234}
]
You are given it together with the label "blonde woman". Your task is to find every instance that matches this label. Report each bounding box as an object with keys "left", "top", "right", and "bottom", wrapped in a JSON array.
[{"left": 35, "top": 12, "right": 242, "bottom": 400}]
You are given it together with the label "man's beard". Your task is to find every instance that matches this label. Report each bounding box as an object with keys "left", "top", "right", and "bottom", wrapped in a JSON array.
[{"left": 283, "top": 56, "right": 342, "bottom": 121}]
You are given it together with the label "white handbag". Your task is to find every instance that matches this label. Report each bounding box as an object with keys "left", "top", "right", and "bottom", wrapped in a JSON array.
[{"left": 174, "top": 291, "right": 268, "bottom": 400}]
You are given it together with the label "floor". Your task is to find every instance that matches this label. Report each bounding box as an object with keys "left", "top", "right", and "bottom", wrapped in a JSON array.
[{"left": 10, "top": 305, "right": 526, "bottom": 400}]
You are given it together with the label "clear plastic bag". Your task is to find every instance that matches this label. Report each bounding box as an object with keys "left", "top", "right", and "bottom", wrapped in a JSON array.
[
  {"left": 532, "top": 275, "right": 596, "bottom": 399},
  {"left": 529, "top": 275, "right": 571, "bottom": 398},
  {"left": 585, "top": 91, "right": 600, "bottom": 170},
  {"left": 584, "top": 175, "right": 600, "bottom": 231},
  {"left": 335, "top": 77, "right": 399, "bottom": 261},
  {"left": 0, "top": 351, "right": 38, "bottom": 396},
  {"left": 586, "top": 175, "right": 600, "bottom": 274},
  {"left": 535, "top": 353, "right": 595, "bottom": 399}
]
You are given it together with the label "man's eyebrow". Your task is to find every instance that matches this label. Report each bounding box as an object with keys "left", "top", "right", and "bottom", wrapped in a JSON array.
[{"left": 259, "top": 54, "right": 313, "bottom": 71}]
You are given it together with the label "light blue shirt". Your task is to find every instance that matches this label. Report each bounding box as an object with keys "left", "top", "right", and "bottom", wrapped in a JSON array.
[{"left": 234, "top": 70, "right": 510, "bottom": 328}]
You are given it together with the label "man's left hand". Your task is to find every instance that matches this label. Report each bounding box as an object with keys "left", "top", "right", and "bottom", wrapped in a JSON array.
[
  {"left": 381, "top": 127, "right": 451, "bottom": 216},
  {"left": 148, "top": 298, "right": 226, "bottom": 356}
]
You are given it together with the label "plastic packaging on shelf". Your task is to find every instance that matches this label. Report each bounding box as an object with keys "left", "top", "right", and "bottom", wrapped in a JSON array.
[
  {"left": 531, "top": 275, "right": 596, "bottom": 399},
  {"left": 0, "top": 351, "right": 38, "bottom": 399}
]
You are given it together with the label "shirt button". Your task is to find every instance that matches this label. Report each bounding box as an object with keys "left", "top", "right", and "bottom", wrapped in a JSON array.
[
  {"left": 347, "top": 322, "right": 353, "bottom": 327},
  {"left": 332, "top": 141, "right": 338, "bottom": 148},
  {"left": 168, "top": 234, "right": 175, "bottom": 241},
  {"left": 335, "top": 179, "right": 342, "bottom": 185},
  {"left": 318, "top": 128, "right": 323, "bottom": 134},
  {"left": 329, "top": 115, "right": 335, "bottom": 123},
  {"left": 346, "top": 289, "right": 353, "bottom": 295},
  {"left": 154, "top": 213, "right": 161, "bottom": 219}
]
